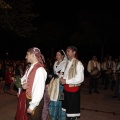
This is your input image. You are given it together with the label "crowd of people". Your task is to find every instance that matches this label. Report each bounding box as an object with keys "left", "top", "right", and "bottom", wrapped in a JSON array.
[
  {"left": 0, "top": 46, "right": 120, "bottom": 120},
  {"left": 86, "top": 55, "right": 120, "bottom": 99}
]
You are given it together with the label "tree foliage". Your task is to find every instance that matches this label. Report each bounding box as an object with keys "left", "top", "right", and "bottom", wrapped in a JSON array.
[
  {"left": 0, "top": 0, "right": 39, "bottom": 37},
  {"left": 0, "top": 0, "right": 12, "bottom": 9}
]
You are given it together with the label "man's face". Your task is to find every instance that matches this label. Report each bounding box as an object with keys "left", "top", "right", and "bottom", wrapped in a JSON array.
[
  {"left": 25, "top": 52, "right": 34, "bottom": 63},
  {"left": 108, "top": 56, "right": 112, "bottom": 61},
  {"left": 92, "top": 56, "right": 97, "bottom": 61},
  {"left": 66, "top": 49, "right": 75, "bottom": 59}
]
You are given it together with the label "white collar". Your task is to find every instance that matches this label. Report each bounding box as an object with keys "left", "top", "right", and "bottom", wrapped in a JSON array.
[
  {"left": 31, "top": 62, "right": 38, "bottom": 67},
  {"left": 68, "top": 58, "right": 75, "bottom": 62}
]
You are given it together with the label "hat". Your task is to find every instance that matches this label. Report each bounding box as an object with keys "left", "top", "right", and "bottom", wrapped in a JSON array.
[{"left": 67, "top": 46, "right": 77, "bottom": 52}]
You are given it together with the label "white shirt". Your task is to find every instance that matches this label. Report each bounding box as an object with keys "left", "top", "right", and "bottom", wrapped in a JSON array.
[
  {"left": 101, "top": 62, "right": 107, "bottom": 70},
  {"left": 106, "top": 61, "right": 116, "bottom": 73},
  {"left": 116, "top": 62, "right": 120, "bottom": 70},
  {"left": 21, "top": 62, "right": 47, "bottom": 110},
  {"left": 87, "top": 60, "right": 101, "bottom": 73},
  {"left": 63, "top": 58, "right": 84, "bottom": 84}
]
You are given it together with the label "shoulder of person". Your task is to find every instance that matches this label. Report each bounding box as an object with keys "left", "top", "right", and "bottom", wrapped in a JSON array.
[
  {"left": 53, "top": 61, "right": 57, "bottom": 66},
  {"left": 37, "top": 66, "right": 47, "bottom": 72},
  {"left": 75, "top": 59, "right": 84, "bottom": 66},
  {"left": 87, "top": 60, "right": 92, "bottom": 64},
  {"left": 62, "top": 60, "right": 67, "bottom": 64}
]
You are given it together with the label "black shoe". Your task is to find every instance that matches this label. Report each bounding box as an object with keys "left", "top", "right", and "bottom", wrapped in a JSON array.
[
  {"left": 95, "top": 91, "right": 100, "bottom": 94},
  {"left": 67, "top": 117, "right": 77, "bottom": 120}
]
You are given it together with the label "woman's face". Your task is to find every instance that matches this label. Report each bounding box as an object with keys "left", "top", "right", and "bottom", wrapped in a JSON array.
[{"left": 56, "top": 52, "right": 63, "bottom": 61}]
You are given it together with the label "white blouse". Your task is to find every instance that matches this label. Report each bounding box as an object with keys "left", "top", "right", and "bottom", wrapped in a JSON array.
[{"left": 53, "top": 60, "right": 66, "bottom": 78}]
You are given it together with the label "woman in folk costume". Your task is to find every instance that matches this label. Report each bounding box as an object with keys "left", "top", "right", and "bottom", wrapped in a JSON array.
[
  {"left": 48, "top": 49, "right": 67, "bottom": 120},
  {"left": 15, "top": 47, "right": 47, "bottom": 120}
]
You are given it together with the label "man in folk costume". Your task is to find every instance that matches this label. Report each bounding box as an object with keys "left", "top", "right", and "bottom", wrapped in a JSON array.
[
  {"left": 104, "top": 56, "right": 116, "bottom": 90},
  {"left": 101, "top": 57, "right": 108, "bottom": 85},
  {"left": 112, "top": 57, "right": 120, "bottom": 99},
  {"left": 60, "top": 46, "right": 84, "bottom": 120},
  {"left": 87, "top": 55, "right": 101, "bottom": 94},
  {"left": 21, "top": 47, "right": 47, "bottom": 120}
]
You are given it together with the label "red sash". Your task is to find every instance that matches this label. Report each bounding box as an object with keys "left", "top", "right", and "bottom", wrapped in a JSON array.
[{"left": 64, "top": 84, "right": 79, "bottom": 92}]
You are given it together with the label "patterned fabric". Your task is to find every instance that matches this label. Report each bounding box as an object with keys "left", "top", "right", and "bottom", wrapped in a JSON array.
[
  {"left": 42, "top": 86, "right": 50, "bottom": 120},
  {"left": 49, "top": 85, "right": 66, "bottom": 120},
  {"left": 65, "top": 58, "right": 78, "bottom": 80},
  {"left": 48, "top": 77, "right": 59, "bottom": 101}
]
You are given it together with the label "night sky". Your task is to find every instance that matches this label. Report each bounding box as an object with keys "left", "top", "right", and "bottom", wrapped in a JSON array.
[{"left": 0, "top": 2, "right": 120, "bottom": 60}]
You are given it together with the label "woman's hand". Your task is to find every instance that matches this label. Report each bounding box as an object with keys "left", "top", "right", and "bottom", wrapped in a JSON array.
[
  {"left": 27, "top": 108, "right": 33, "bottom": 114},
  {"left": 17, "top": 93, "right": 19, "bottom": 97},
  {"left": 60, "top": 77, "right": 66, "bottom": 85}
]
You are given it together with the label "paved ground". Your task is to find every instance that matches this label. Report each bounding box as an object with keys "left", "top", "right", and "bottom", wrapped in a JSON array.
[{"left": 0, "top": 77, "right": 120, "bottom": 120}]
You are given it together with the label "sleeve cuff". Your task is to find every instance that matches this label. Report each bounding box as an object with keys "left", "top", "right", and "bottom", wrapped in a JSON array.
[{"left": 29, "top": 105, "right": 36, "bottom": 111}]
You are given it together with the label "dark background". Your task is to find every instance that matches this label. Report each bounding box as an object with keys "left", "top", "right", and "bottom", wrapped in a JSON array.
[{"left": 0, "top": 1, "right": 119, "bottom": 60}]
